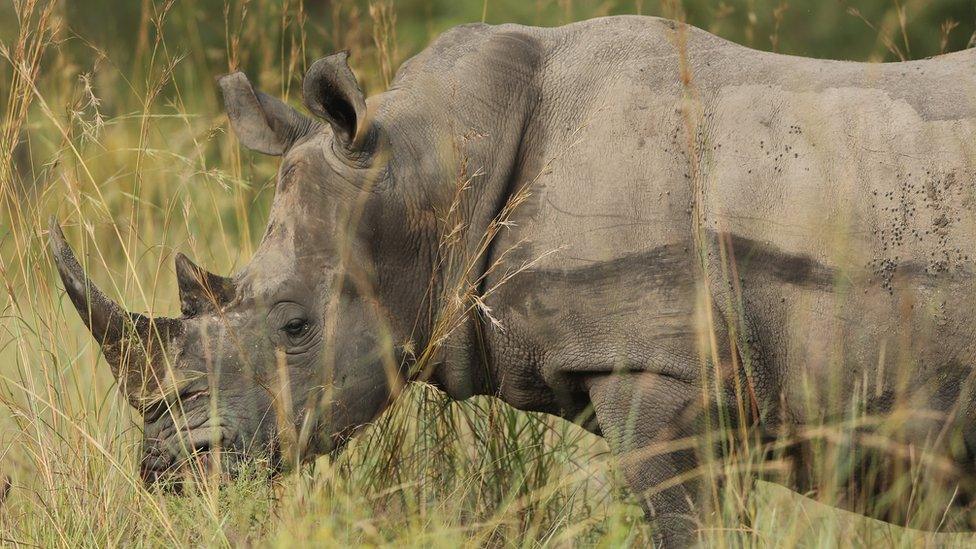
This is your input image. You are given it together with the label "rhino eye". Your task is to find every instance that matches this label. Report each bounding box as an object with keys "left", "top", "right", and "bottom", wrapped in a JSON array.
[
  {"left": 269, "top": 302, "right": 314, "bottom": 348},
  {"left": 282, "top": 318, "right": 309, "bottom": 338}
]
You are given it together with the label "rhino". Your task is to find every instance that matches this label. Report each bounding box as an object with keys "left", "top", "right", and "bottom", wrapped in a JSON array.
[{"left": 50, "top": 15, "right": 976, "bottom": 546}]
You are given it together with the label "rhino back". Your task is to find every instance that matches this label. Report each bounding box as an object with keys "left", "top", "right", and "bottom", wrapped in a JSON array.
[{"left": 467, "top": 16, "right": 976, "bottom": 421}]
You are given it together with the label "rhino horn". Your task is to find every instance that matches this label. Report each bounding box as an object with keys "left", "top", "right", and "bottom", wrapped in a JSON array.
[
  {"left": 49, "top": 219, "right": 180, "bottom": 406},
  {"left": 174, "top": 253, "right": 235, "bottom": 317}
]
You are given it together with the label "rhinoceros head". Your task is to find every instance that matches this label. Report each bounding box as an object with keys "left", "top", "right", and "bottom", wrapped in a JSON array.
[{"left": 51, "top": 53, "right": 413, "bottom": 485}]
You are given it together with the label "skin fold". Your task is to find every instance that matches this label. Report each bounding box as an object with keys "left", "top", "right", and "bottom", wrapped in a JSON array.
[{"left": 51, "top": 16, "right": 976, "bottom": 547}]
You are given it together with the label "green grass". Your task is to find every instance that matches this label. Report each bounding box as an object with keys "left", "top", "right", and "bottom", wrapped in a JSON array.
[{"left": 4, "top": 0, "right": 976, "bottom": 546}]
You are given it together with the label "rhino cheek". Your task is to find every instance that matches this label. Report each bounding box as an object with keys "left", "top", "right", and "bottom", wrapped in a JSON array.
[{"left": 320, "top": 364, "right": 395, "bottom": 448}]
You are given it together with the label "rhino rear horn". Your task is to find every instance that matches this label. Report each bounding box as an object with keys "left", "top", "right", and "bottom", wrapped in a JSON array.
[
  {"left": 49, "top": 219, "right": 180, "bottom": 406},
  {"left": 174, "top": 253, "right": 235, "bottom": 316}
]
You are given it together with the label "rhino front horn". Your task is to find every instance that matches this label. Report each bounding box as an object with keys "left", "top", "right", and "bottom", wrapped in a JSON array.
[{"left": 48, "top": 219, "right": 180, "bottom": 406}]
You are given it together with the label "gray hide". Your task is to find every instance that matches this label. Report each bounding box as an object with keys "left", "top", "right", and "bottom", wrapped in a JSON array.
[{"left": 51, "top": 16, "right": 976, "bottom": 547}]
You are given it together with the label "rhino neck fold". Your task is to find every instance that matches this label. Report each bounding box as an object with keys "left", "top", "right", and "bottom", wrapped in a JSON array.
[
  {"left": 374, "top": 26, "right": 546, "bottom": 402},
  {"left": 427, "top": 308, "right": 495, "bottom": 401}
]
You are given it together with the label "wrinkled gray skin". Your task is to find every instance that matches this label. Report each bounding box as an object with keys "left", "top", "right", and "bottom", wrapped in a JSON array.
[{"left": 51, "top": 16, "right": 976, "bottom": 546}]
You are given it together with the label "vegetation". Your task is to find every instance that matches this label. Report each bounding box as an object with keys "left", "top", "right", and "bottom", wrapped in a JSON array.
[{"left": 3, "top": 0, "right": 976, "bottom": 546}]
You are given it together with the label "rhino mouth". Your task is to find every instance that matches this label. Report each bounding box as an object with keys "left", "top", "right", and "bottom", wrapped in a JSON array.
[
  {"left": 139, "top": 401, "right": 283, "bottom": 490},
  {"left": 140, "top": 438, "right": 283, "bottom": 491}
]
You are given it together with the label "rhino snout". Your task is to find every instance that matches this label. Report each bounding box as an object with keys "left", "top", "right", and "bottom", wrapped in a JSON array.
[{"left": 138, "top": 418, "right": 279, "bottom": 489}]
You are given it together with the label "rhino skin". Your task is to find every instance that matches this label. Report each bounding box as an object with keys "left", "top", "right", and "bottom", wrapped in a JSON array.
[{"left": 50, "top": 15, "right": 976, "bottom": 547}]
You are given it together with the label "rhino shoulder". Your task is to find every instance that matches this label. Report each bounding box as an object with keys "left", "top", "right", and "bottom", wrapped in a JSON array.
[{"left": 393, "top": 22, "right": 548, "bottom": 88}]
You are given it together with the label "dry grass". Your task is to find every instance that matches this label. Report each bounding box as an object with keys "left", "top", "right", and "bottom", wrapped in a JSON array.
[{"left": 2, "top": 0, "right": 976, "bottom": 547}]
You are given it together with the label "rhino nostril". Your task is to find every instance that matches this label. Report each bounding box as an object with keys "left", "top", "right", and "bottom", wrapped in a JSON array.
[{"left": 190, "top": 440, "right": 212, "bottom": 454}]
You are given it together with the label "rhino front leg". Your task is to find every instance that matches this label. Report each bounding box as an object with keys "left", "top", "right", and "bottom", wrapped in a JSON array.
[{"left": 587, "top": 372, "right": 704, "bottom": 548}]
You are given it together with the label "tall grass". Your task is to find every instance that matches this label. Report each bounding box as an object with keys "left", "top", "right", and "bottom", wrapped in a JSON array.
[{"left": 2, "top": 0, "right": 976, "bottom": 547}]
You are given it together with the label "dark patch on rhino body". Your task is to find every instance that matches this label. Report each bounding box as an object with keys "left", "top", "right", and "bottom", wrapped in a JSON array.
[
  {"left": 511, "top": 231, "right": 974, "bottom": 304},
  {"left": 535, "top": 244, "right": 692, "bottom": 288},
  {"left": 515, "top": 233, "right": 836, "bottom": 294},
  {"left": 723, "top": 233, "right": 837, "bottom": 290}
]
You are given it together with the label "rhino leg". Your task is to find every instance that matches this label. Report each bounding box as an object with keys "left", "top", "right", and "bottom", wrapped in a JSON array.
[{"left": 587, "top": 372, "right": 703, "bottom": 548}]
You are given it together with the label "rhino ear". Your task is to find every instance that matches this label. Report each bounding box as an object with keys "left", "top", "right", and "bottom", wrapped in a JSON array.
[
  {"left": 303, "top": 52, "right": 368, "bottom": 150},
  {"left": 218, "top": 72, "right": 314, "bottom": 156}
]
